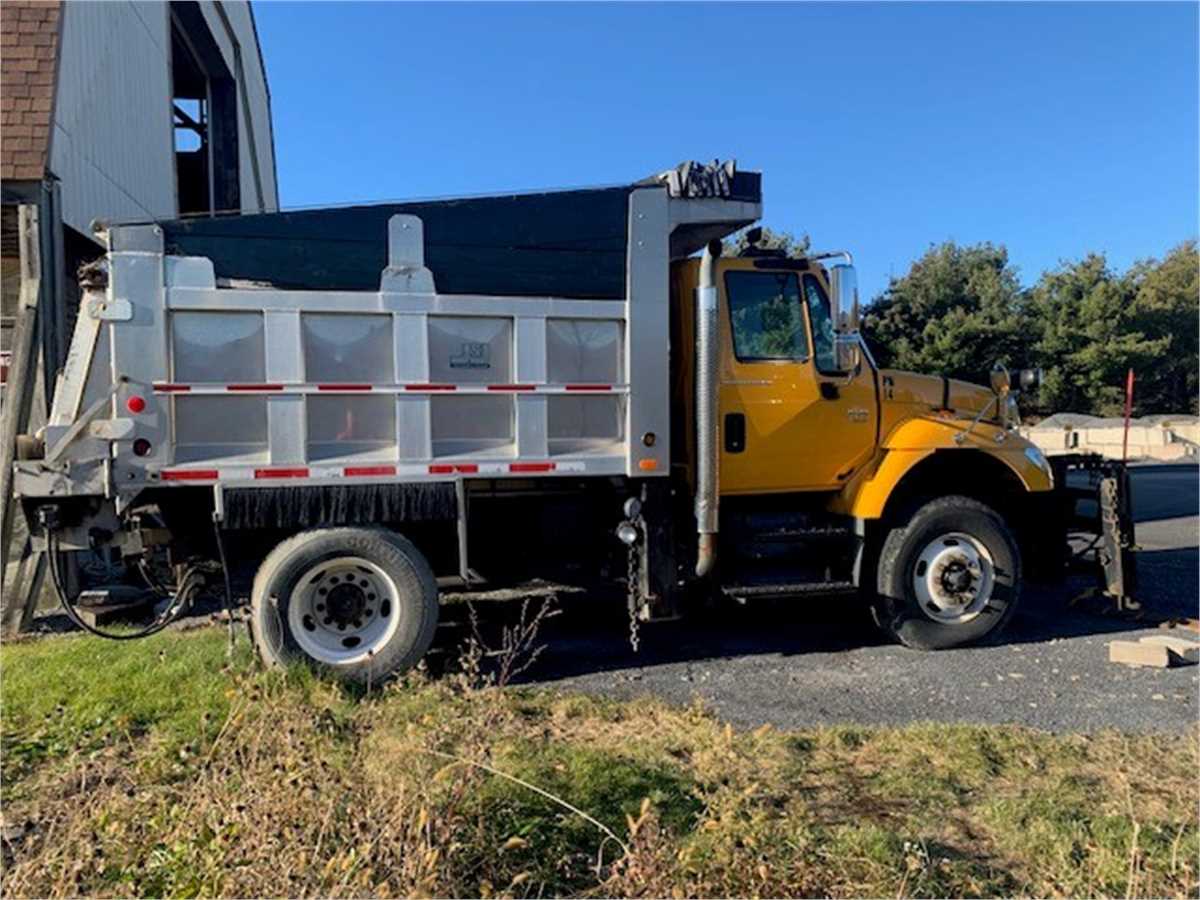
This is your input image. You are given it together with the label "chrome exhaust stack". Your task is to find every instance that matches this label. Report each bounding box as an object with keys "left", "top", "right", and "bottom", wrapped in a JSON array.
[{"left": 694, "top": 239, "right": 722, "bottom": 577}]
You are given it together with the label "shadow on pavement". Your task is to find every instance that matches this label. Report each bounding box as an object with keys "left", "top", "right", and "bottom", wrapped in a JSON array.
[
  {"left": 436, "top": 563, "right": 1192, "bottom": 686},
  {"left": 23, "top": 468, "right": 1196, "bottom": 683}
]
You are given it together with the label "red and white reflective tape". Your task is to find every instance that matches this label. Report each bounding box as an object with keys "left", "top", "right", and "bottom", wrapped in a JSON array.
[
  {"left": 153, "top": 382, "right": 624, "bottom": 395},
  {"left": 160, "top": 468, "right": 220, "bottom": 482},
  {"left": 253, "top": 467, "right": 309, "bottom": 478},
  {"left": 157, "top": 459, "right": 587, "bottom": 484}
]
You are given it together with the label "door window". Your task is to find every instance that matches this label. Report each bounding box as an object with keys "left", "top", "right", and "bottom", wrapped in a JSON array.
[
  {"left": 802, "top": 274, "right": 838, "bottom": 373},
  {"left": 725, "top": 271, "right": 808, "bottom": 362}
]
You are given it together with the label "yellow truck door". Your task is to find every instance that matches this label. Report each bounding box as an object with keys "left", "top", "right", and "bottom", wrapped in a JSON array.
[{"left": 719, "top": 261, "right": 878, "bottom": 494}]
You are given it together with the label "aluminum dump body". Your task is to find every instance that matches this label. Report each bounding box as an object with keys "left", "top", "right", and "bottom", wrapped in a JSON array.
[{"left": 24, "top": 165, "right": 761, "bottom": 508}]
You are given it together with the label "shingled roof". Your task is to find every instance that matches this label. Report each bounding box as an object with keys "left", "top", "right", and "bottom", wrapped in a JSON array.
[{"left": 1, "top": 0, "right": 61, "bottom": 181}]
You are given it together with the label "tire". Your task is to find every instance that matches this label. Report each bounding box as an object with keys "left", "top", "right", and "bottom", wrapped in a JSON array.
[
  {"left": 250, "top": 527, "right": 438, "bottom": 683},
  {"left": 871, "top": 496, "right": 1021, "bottom": 650}
]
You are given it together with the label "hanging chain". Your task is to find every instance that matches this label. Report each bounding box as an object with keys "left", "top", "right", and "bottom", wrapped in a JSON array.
[{"left": 625, "top": 536, "right": 641, "bottom": 653}]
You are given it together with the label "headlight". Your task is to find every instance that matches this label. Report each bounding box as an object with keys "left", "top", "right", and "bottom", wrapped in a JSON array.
[
  {"left": 1024, "top": 446, "right": 1053, "bottom": 486},
  {"left": 1017, "top": 368, "right": 1043, "bottom": 391}
]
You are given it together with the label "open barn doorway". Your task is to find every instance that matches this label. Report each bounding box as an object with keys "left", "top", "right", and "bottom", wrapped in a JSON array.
[{"left": 169, "top": 2, "right": 240, "bottom": 216}]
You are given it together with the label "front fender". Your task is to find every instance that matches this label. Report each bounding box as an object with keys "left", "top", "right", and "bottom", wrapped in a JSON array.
[{"left": 841, "top": 416, "right": 1054, "bottom": 520}]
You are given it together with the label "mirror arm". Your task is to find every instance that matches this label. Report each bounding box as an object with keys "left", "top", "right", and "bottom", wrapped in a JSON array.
[
  {"left": 856, "top": 332, "right": 876, "bottom": 370},
  {"left": 808, "top": 249, "right": 854, "bottom": 266}
]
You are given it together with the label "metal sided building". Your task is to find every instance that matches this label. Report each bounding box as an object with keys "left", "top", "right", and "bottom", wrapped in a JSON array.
[{"left": 1, "top": 0, "right": 279, "bottom": 412}]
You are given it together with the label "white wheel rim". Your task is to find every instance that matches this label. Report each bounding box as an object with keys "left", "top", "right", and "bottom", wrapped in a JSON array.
[
  {"left": 911, "top": 531, "right": 995, "bottom": 624},
  {"left": 287, "top": 556, "right": 401, "bottom": 666}
]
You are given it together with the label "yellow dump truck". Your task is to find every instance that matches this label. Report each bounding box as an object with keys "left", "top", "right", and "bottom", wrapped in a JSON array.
[{"left": 12, "top": 161, "right": 1134, "bottom": 679}]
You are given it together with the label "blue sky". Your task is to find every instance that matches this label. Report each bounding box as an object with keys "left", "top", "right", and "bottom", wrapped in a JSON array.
[{"left": 254, "top": 1, "right": 1198, "bottom": 299}]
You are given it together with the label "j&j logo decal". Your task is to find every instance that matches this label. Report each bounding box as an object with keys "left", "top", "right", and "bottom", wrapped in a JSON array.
[{"left": 449, "top": 342, "right": 491, "bottom": 369}]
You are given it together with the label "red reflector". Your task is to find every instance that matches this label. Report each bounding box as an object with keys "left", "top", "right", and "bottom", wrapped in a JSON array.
[
  {"left": 162, "top": 469, "right": 218, "bottom": 481},
  {"left": 228, "top": 384, "right": 283, "bottom": 392},
  {"left": 487, "top": 384, "right": 536, "bottom": 392},
  {"left": 126, "top": 395, "right": 146, "bottom": 414},
  {"left": 318, "top": 384, "right": 372, "bottom": 391},
  {"left": 429, "top": 463, "right": 480, "bottom": 474},
  {"left": 132, "top": 438, "right": 152, "bottom": 457},
  {"left": 405, "top": 384, "right": 456, "bottom": 391},
  {"left": 510, "top": 462, "right": 555, "bottom": 473},
  {"left": 254, "top": 467, "right": 309, "bottom": 478},
  {"left": 153, "top": 383, "right": 190, "bottom": 393},
  {"left": 344, "top": 465, "right": 396, "bottom": 477},
  {"left": 565, "top": 384, "right": 611, "bottom": 391}
]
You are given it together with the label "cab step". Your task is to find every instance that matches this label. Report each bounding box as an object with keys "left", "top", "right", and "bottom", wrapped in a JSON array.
[
  {"left": 746, "top": 525, "right": 852, "bottom": 542},
  {"left": 721, "top": 579, "right": 857, "bottom": 601}
]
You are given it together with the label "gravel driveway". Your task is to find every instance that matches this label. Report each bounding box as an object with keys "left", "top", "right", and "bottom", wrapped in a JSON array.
[{"left": 524, "top": 466, "right": 1200, "bottom": 734}]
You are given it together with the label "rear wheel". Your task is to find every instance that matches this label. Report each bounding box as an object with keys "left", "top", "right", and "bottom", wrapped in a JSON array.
[
  {"left": 250, "top": 527, "right": 438, "bottom": 682},
  {"left": 872, "top": 496, "right": 1021, "bottom": 650}
]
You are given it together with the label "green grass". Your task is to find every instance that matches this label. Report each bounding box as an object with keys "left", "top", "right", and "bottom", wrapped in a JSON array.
[
  {"left": 1, "top": 628, "right": 1197, "bottom": 898},
  {"left": 1, "top": 630, "right": 239, "bottom": 785}
]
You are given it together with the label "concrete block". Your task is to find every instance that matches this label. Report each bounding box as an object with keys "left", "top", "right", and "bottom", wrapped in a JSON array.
[
  {"left": 1085, "top": 427, "right": 1129, "bottom": 444},
  {"left": 1171, "top": 423, "right": 1200, "bottom": 443}
]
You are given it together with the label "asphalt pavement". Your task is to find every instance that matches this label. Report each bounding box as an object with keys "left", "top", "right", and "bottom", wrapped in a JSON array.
[{"left": 517, "top": 465, "right": 1200, "bottom": 734}]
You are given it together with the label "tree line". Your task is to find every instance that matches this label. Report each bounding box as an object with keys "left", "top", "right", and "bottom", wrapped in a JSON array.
[{"left": 732, "top": 230, "right": 1198, "bottom": 417}]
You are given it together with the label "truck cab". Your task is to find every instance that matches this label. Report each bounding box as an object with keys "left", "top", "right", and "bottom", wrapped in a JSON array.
[
  {"left": 675, "top": 253, "right": 879, "bottom": 494},
  {"left": 667, "top": 239, "right": 1063, "bottom": 650}
]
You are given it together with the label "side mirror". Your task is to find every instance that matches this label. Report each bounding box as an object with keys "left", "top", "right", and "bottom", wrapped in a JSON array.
[
  {"left": 834, "top": 333, "right": 861, "bottom": 373},
  {"left": 829, "top": 263, "right": 860, "bottom": 333}
]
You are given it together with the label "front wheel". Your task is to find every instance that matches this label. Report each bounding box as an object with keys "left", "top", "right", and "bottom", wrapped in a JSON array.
[
  {"left": 871, "top": 496, "right": 1021, "bottom": 650},
  {"left": 250, "top": 527, "right": 439, "bottom": 682}
]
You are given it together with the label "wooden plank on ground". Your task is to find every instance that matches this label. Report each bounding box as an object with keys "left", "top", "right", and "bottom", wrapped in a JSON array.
[
  {"left": 1109, "top": 636, "right": 1200, "bottom": 668},
  {"left": 1109, "top": 640, "right": 1172, "bottom": 668}
]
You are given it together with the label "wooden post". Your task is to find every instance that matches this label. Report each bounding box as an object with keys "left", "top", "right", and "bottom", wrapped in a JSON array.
[
  {"left": 3, "top": 536, "right": 46, "bottom": 636},
  {"left": 0, "top": 205, "right": 43, "bottom": 631}
]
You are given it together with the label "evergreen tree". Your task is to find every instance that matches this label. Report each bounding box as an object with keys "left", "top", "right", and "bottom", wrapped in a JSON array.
[
  {"left": 1027, "top": 254, "right": 1170, "bottom": 416},
  {"left": 725, "top": 227, "right": 810, "bottom": 259},
  {"left": 861, "top": 242, "right": 1032, "bottom": 383},
  {"left": 1126, "top": 241, "right": 1199, "bottom": 414}
]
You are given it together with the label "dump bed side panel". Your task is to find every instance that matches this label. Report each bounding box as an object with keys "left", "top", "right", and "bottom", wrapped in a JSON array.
[{"left": 140, "top": 241, "right": 634, "bottom": 484}]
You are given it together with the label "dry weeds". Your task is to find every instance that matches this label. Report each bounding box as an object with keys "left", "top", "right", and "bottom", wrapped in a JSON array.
[{"left": 1, "top": 629, "right": 1197, "bottom": 898}]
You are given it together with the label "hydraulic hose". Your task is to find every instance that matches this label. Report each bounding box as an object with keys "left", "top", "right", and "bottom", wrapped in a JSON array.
[{"left": 46, "top": 531, "right": 196, "bottom": 641}]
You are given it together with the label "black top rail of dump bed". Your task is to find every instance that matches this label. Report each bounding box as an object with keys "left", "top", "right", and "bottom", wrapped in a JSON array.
[{"left": 139, "top": 167, "right": 763, "bottom": 298}]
